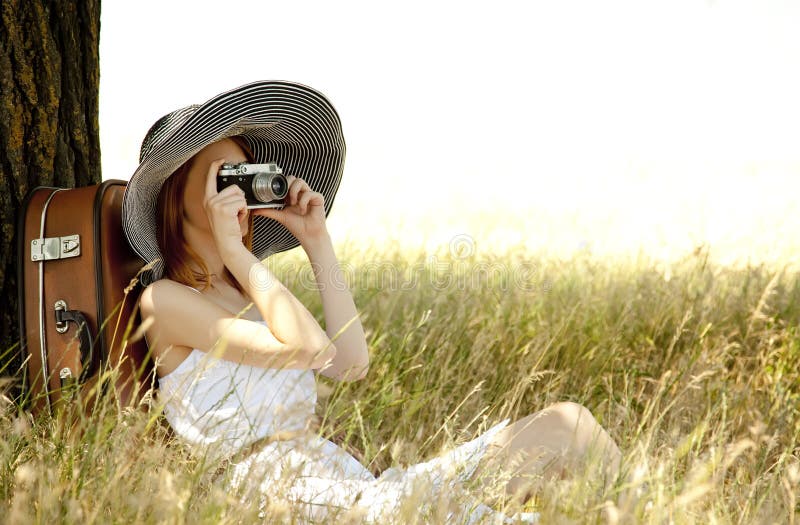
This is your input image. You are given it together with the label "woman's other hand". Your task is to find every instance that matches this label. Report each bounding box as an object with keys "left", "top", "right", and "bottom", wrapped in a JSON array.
[
  {"left": 252, "top": 175, "right": 329, "bottom": 246},
  {"left": 204, "top": 157, "right": 249, "bottom": 254}
]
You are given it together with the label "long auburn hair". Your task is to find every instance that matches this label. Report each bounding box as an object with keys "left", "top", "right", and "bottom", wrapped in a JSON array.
[{"left": 155, "top": 136, "right": 255, "bottom": 295}]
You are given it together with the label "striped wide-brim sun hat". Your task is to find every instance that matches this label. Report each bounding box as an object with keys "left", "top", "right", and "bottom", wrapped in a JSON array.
[{"left": 121, "top": 80, "right": 346, "bottom": 286}]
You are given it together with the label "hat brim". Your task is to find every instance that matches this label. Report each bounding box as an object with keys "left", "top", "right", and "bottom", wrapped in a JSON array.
[{"left": 122, "top": 80, "right": 345, "bottom": 286}]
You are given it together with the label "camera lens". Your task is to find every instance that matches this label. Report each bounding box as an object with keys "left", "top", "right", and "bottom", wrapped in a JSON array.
[
  {"left": 271, "top": 177, "right": 287, "bottom": 197},
  {"left": 252, "top": 173, "right": 289, "bottom": 202}
]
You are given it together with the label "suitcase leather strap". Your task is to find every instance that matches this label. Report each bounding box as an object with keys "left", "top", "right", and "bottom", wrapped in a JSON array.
[
  {"left": 53, "top": 303, "right": 95, "bottom": 386},
  {"left": 37, "top": 189, "right": 65, "bottom": 413}
]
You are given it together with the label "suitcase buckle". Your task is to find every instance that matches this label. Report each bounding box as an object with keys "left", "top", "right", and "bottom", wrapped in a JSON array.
[{"left": 30, "top": 234, "right": 81, "bottom": 261}]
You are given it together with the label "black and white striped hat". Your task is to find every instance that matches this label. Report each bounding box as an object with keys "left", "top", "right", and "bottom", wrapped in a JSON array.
[{"left": 121, "top": 80, "right": 345, "bottom": 286}]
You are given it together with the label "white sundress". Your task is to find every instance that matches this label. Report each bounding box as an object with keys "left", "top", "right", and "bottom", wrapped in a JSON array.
[{"left": 156, "top": 318, "right": 539, "bottom": 524}]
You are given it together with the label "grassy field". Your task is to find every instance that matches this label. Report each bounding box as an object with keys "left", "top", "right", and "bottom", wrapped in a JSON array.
[{"left": 1, "top": 242, "right": 798, "bottom": 523}]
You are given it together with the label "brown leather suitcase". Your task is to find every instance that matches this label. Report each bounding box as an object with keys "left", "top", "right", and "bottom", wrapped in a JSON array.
[{"left": 17, "top": 179, "right": 154, "bottom": 416}]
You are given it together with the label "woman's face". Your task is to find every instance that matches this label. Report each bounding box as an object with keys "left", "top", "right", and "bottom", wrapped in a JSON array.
[{"left": 182, "top": 138, "right": 250, "bottom": 237}]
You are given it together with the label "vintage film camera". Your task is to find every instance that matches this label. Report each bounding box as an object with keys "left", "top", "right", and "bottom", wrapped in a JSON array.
[{"left": 217, "top": 162, "right": 289, "bottom": 209}]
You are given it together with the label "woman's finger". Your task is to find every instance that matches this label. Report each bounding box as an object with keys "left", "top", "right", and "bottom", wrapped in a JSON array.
[
  {"left": 217, "top": 183, "right": 245, "bottom": 197},
  {"left": 288, "top": 177, "right": 309, "bottom": 205},
  {"left": 252, "top": 207, "right": 284, "bottom": 223},
  {"left": 296, "top": 190, "right": 315, "bottom": 214},
  {"left": 206, "top": 191, "right": 245, "bottom": 212},
  {"left": 212, "top": 195, "right": 248, "bottom": 214},
  {"left": 227, "top": 201, "right": 249, "bottom": 222},
  {"left": 309, "top": 190, "right": 324, "bottom": 207},
  {"left": 211, "top": 193, "right": 246, "bottom": 207},
  {"left": 209, "top": 185, "right": 245, "bottom": 203},
  {"left": 208, "top": 192, "right": 247, "bottom": 216},
  {"left": 204, "top": 157, "right": 228, "bottom": 201}
]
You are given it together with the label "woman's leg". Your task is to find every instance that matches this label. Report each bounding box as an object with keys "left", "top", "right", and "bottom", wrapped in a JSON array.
[{"left": 469, "top": 401, "right": 622, "bottom": 505}]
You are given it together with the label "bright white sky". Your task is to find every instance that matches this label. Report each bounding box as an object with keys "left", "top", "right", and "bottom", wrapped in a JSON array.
[{"left": 100, "top": 1, "right": 800, "bottom": 267}]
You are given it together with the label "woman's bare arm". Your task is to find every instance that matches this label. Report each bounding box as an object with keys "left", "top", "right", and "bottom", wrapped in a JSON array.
[
  {"left": 139, "top": 279, "right": 334, "bottom": 370},
  {"left": 302, "top": 232, "right": 369, "bottom": 382},
  {"left": 218, "top": 243, "right": 338, "bottom": 373}
]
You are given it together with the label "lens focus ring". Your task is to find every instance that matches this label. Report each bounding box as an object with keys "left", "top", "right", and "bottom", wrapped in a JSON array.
[{"left": 252, "top": 173, "right": 289, "bottom": 202}]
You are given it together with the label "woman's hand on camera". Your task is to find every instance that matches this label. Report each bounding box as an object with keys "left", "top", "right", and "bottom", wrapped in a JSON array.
[
  {"left": 204, "top": 157, "right": 249, "bottom": 255},
  {"left": 253, "top": 175, "right": 329, "bottom": 245}
]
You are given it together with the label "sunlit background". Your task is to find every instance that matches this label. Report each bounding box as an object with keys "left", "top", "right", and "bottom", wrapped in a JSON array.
[{"left": 100, "top": 1, "right": 800, "bottom": 268}]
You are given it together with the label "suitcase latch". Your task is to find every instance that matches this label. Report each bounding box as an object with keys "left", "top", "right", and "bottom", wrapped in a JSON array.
[{"left": 30, "top": 234, "right": 81, "bottom": 261}]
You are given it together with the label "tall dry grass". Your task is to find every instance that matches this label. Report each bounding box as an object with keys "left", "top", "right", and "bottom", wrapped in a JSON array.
[{"left": 1, "top": 242, "right": 798, "bottom": 523}]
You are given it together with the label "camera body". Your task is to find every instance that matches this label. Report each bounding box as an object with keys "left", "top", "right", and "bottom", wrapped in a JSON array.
[{"left": 217, "top": 162, "right": 288, "bottom": 209}]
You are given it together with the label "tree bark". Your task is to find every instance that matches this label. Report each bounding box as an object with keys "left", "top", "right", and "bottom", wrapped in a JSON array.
[{"left": 0, "top": 0, "right": 101, "bottom": 396}]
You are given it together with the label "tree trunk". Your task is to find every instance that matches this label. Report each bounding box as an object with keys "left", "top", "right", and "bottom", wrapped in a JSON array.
[{"left": 0, "top": 0, "right": 101, "bottom": 398}]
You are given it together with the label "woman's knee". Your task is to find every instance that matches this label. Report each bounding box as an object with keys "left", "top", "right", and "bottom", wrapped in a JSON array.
[
  {"left": 546, "top": 401, "right": 596, "bottom": 428},
  {"left": 543, "top": 402, "right": 604, "bottom": 450}
]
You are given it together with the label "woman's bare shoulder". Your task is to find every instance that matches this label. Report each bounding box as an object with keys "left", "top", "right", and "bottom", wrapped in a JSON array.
[
  {"left": 138, "top": 279, "right": 311, "bottom": 370},
  {"left": 138, "top": 279, "right": 233, "bottom": 336},
  {"left": 139, "top": 279, "right": 200, "bottom": 315},
  {"left": 139, "top": 279, "right": 249, "bottom": 354}
]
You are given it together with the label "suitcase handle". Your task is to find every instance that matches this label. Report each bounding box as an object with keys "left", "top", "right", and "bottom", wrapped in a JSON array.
[{"left": 54, "top": 303, "right": 97, "bottom": 383}]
